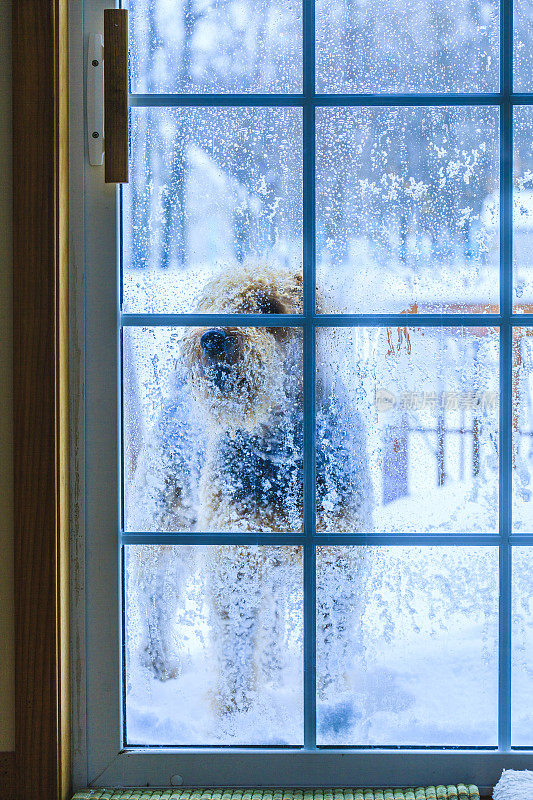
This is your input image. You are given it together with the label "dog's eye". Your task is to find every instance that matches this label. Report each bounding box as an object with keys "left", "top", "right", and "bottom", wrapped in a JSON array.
[{"left": 257, "top": 297, "right": 284, "bottom": 315}]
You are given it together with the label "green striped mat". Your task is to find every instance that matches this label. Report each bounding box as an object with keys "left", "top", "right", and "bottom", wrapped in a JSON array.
[{"left": 72, "top": 787, "right": 480, "bottom": 800}]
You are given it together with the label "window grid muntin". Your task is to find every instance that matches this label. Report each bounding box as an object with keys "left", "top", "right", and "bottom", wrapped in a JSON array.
[
  {"left": 498, "top": 0, "right": 513, "bottom": 749},
  {"left": 119, "top": 0, "right": 527, "bottom": 752},
  {"left": 121, "top": 534, "right": 533, "bottom": 545}
]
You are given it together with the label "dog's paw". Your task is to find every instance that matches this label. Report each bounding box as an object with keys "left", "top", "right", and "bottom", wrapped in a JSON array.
[{"left": 208, "top": 687, "right": 255, "bottom": 718}]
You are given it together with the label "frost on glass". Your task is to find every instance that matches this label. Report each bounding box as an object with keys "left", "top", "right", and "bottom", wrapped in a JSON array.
[
  {"left": 512, "top": 547, "right": 533, "bottom": 744},
  {"left": 316, "top": 107, "right": 499, "bottom": 314},
  {"left": 123, "top": 324, "right": 303, "bottom": 532},
  {"left": 317, "top": 327, "right": 499, "bottom": 533},
  {"left": 315, "top": 329, "right": 374, "bottom": 533},
  {"left": 515, "top": 0, "right": 533, "bottom": 89},
  {"left": 123, "top": 107, "right": 302, "bottom": 313},
  {"left": 126, "top": 0, "right": 302, "bottom": 93},
  {"left": 511, "top": 330, "right": 533, "bottom": 531},
  {"left": 316, "top": 546, "right": 498, "bottom": 746},
  {"left": 316, "top": 0, "right": 499, "bottom": 93},
  {"left": 124, "top": 545, "right": 303, "bottom": 745},
  {"left": 513, "top": 109, "right": 533, "bottom": 312}
]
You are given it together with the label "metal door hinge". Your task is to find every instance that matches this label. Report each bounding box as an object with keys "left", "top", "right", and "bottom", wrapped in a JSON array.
[
  {"left": 87, "top": 34, "right": 104, "bottom": 166},
  {"left": 87, "top": 10, "right": 129, "bottom": 183}
]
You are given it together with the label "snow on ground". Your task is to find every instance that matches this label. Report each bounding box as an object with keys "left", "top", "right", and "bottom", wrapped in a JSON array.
[
  {"left": 125, "top": 533, "right": 505, "bottom": 748},
  {"left": 126, "top": 616, "right": 498, "bottom": 748}
]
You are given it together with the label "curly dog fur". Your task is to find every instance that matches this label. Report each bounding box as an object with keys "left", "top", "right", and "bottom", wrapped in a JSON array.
[{"left": 128, "top": 264, "right": 373, "bottom": 722}]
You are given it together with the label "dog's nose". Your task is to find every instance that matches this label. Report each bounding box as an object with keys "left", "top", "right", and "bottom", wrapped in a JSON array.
[{"left": 200, "top": 328, "right": 232, "bottom": 358}]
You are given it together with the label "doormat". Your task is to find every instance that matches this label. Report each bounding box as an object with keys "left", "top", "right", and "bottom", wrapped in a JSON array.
[{"left": 72, "top": 787, "right": 480, "bottom": 800}]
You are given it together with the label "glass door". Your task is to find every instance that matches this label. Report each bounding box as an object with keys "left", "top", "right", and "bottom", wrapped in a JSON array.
[{"left": 78, "top": 0, "right": 533, "bottom": 788}]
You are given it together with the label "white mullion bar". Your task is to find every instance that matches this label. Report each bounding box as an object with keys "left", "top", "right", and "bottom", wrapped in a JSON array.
[
  {"left": 498, "top": 0, "right": 513, "bottom": 751},
  {"left": 302, "top": 0, "right": 317, "bottom": 750},
  {"left": 121, "top": 312, "right": 504, "bottom": 327},
  {"left": 128, "top": 92, "right": 504, "bottom": 107},
  {"left": 122, "top": 533, "right": 503, "bottom": 546}
]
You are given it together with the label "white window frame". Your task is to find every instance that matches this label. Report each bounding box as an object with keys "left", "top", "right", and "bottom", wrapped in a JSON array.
[{"left": 70, "top": 0, "right": 533, "bottom": 791}]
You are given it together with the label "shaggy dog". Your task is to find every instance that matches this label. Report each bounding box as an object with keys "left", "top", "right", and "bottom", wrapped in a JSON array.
[{"left": 127, "top": 265, "right": 373, "bottom": 725}]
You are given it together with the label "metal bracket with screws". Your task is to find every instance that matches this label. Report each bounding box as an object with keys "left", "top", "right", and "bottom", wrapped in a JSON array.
[{"left": 87, "top": 34, "right": 104, "bottom": 166}]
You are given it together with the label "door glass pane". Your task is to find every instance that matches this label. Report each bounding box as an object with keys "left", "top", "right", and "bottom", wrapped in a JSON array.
[
  {"left": 512, "top": 328, "right": 533, "bottom": 531},
  {"left": 316, "top": 327, "right": 499, "bottom": 533},
  {"left": 512, "top": 547, "right": 533, "bottom": 744},
  {"left": 513, "top": 107, "right": 533, "bottom": 312},
  {"left": 124, "top": 326, "right": 303, "bottom": 533},
  {"left": 123, "top": 107, "right": 303, "bottom": 314},
  {"left": 124, "top": 545, "right": 303, "bottom": 745},
  {"left": 514, "top": 0, "right": 533, "bottom": 90},
  {"left": 127, "top": 0, "right": 302, "bottom": 94},
  {"left": 316, "top": 546, "right": 499, "bottom": 745},
  {"left": 316, "top": 0, "right": 499, "bottom": 93},
  {"left": 116, "top": 0, "right": 511, "bottom": 757},
  {"left": 316, "top": 106, "right": 499, "bottom": 314}
]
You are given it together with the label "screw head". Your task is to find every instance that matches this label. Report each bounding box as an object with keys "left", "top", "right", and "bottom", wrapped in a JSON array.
[
  {"left": 92, "top": 59, "right": 99, "bottom": 67},
  {"left": 92, "top": 131, "right": 99, "bottom": 139}
]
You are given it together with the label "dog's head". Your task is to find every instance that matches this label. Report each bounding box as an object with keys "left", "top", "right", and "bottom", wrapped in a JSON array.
[{"left": 180, "top": 265, "right": 303, "bottom": 432}]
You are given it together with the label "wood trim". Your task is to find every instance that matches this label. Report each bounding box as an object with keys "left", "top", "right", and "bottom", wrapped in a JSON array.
[
  {"left": 12, "top": 1, "right": 70, "bottom": 799},
  {"left": 0, "top": 752, "right": 15, "bottom": 800},
  {"left": 104, "top": 9, "right": 129, "bottom": 183}
]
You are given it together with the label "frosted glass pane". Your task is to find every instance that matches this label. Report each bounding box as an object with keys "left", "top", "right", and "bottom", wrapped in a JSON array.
[
  {"left": 123, "top": 326, "right": 303, "bottom": 533},
  {"left": 512, "top": 547, "right": 533, "bottom": 744},
  {"left": 512, "top": 329, "right": 533, "bottom": 532},
  {"left": 316, "top": 327, "right": 499, "bottom": 533},
  {"left": 123, "top": 107, "right": 302, "bottom": 313},
  {"left": 316, "top": 546, "right": 499, "bottom": 745},
  {"left": 316, "top": 0, "right": 499, "bottom": 93},
  {"left": 316, "top": 106, "right": 499, "bottom": 314},
  {"left": 127, "top": 0, "right": 302, "bottom": 93},
  {"left": 513, "top": 108, "right": 533, "bottom": 312},
  {"left": 124, "top": 545, "right": 303, "bottom": 745},
  {"left": 515, "top": 0, "right": 533, "bottom": 89}
]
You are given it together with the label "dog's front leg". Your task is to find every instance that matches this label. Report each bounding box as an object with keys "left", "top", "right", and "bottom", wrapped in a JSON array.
[
  {"left": 315, "top": 547, "right": 368, "bottom": 740},
  {"left": 132, "top": 544, "right": 194, "bottom": 682},
  {"left": 207, "top": 546, "right": 262, "bottom": 717}
]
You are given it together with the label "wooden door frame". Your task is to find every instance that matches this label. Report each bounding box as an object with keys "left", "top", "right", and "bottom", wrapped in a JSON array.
[{"left": 12, "top": 1, "right": 70, "bottom": 798}]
